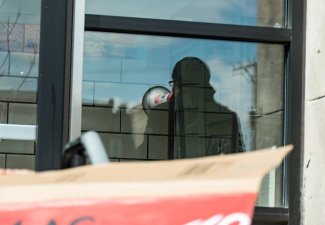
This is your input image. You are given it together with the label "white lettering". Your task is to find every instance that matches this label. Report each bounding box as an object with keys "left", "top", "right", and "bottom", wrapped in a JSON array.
[
  {"left": 183, "top": 213, "right": 251, "bottom": 225},
  {"left": 218, "top": 213, "right": 250, "bottom": 225}
]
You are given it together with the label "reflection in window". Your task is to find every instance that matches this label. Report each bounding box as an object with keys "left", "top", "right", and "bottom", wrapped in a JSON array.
[
  {"left": 142, "top": 57, "right": 245, "bottom": 159},
  {"left": 82, "top": 32, "right": 285, "bottom": 207},
  {"left": 86, "top": 0, "right": 285, "bottom": 28},
  {"left": 0, "top": 0, "right": 40, "bottom": 170}
]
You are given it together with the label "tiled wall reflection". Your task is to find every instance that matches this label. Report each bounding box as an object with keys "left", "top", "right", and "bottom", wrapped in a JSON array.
[
  {"left": 0, "top": 17, "right": 39, "bottom": 170},
  {"left": 6, "top": 154, "right": 35, "bottom": 169},
  {"left": 82, "top": 55, "right": 169, "bottom": 161},
  {"left": 82, "top": 105, "right": 149, "bottom": 162},
  {"left": 82, "top": 103, "right": 238, "bottom": 161},
  {"left": 0, "top": 102, "right": 36, "bottom": 170},
  {"left": 81, "top": 57, "right": 242, "bottom": 161}
]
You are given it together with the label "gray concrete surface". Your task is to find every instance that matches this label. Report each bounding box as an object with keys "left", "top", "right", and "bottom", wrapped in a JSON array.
[{"left": 302, "top": 0, "right": 325, "bottom": 224}]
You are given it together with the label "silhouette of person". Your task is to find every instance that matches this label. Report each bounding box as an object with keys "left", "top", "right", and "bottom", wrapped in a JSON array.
[{"left": 144, "top": 57, "right": 245, "bottom": 159}]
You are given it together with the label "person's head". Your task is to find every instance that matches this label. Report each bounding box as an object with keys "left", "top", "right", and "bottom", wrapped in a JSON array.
[
  {"left": 171, "top": 57, "right": 214, "bottom": 101},
  {"left": 171, "top": 57, "right": 211, "bottom": 89},
  {"left": 170, "top": 57, "right": 214, "bottom": 108}
]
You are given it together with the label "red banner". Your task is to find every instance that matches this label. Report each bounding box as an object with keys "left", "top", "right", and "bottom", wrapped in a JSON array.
[{"left": 0, "top": 193, "right": 256, "bottom": 225}]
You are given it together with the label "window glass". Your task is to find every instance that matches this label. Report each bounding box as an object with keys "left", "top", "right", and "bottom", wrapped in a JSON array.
[
  {"left": 0, "top": 0, "right": 40, "bottom": 170},
  {"left": 86, "top": 0, "right": 286, "bottom": 28},
  {"left": 82, "top": 32, "right": 285, "bottom": 207}
]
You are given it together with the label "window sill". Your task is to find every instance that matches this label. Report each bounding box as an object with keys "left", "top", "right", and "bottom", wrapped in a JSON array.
[{"left": 253, "top": 206, "right": 289, "bottom": 225}]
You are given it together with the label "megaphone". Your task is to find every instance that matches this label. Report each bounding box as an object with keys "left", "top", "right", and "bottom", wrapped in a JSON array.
[{"left": 142, "top": 86, "right": 173, "bottom": 114}]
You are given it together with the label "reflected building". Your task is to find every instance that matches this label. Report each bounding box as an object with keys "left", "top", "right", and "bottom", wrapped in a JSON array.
[
  {"left": 0, "top": 1, "right": 40, "bottom": 170},
  {"left": 255, "top": 0, "right": 285, "bottom": 207}
]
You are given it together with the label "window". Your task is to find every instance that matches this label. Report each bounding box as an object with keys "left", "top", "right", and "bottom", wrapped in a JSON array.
[
  {"left": 0, "top": 0, "right": 41, "bottom": 170},
  {"left": 81, "top": 0, "right": 291, "bottom": 209},
  {"left": 33, "top": 0, "right": 306, "bottom": 224},
  {"left": 82, "top": 32, "right": 286, "bottom": 208}
]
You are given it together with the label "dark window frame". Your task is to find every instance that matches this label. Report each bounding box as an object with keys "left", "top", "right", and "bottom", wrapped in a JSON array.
[
  {"left": 36, "top": 0, "right": 306, "bottom": 224},
  {"left": 36, "top": 0, "right": 74, "bottom": 170},
  {"left": 85, "top": 15, "right": 291, "bottom": 44}
]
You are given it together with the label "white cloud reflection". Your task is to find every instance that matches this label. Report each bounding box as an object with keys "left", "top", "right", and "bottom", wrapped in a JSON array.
[{"left": 206, "top": 57, "right": 255, "bottom": 150}]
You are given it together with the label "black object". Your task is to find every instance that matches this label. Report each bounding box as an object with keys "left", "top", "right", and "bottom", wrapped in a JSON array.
[
  {"left": 62, "top": 131, "right": 109, "bottom": 169},
  {"left": 62, "top": 137, "right": 88, "bottom": 169}
]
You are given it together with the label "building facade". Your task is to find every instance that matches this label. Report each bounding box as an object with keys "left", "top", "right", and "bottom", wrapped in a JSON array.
[{"left": 0, "top": 0, "right": 323, "bottom": 224}]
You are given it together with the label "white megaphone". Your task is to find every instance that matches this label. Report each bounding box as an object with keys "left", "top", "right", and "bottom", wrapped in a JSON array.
[{"left": 142, "top": 86, "right": 173, "bottom": 114}]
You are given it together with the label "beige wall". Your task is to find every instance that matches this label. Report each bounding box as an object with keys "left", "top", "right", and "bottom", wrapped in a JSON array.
[
  {"left": 302, "top": 0, "right": 325, "bottom": 224},
  {"left": 258, "top": 0, "right": 284, "bottom": 27}
]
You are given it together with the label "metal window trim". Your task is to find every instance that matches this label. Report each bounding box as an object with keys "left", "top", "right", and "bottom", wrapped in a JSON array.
[
  {"left": 0, "top": 124, "right": 37, "bottom": 141},
  {"left": 69, "top": 0, "right": 85, "bottom": 142},
  {"left": 85, "top": 15, "right": 291, "bottom": 44},
  {"left": 282, "top": 44, "right": 291, "bottom": 208},
  {"left": 287, "top": 0, "right": 306, "bottom": 224},
  {"left": 36, "top": 0, "right": 74, "bottom": 171},
  {"left": 253, "top": 207, "right": 289, "bottom": 224}
]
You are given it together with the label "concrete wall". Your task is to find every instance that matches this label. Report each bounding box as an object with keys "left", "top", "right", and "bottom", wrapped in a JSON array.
[{"left": 302, "top": 0, "right": 325, "bottom": 224}]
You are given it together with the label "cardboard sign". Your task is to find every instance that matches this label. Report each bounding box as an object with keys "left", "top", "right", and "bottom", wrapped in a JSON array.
[{"left": 0, "top": 145, "right": 292, "bottom": 225}]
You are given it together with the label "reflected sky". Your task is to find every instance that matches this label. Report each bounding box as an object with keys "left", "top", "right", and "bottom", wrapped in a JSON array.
[
  {"left": 86, "top": 0, "right": 284, "bottom": 27},
  {"left": 0, "top": 0, "right": 41, "bottom": 24}
]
